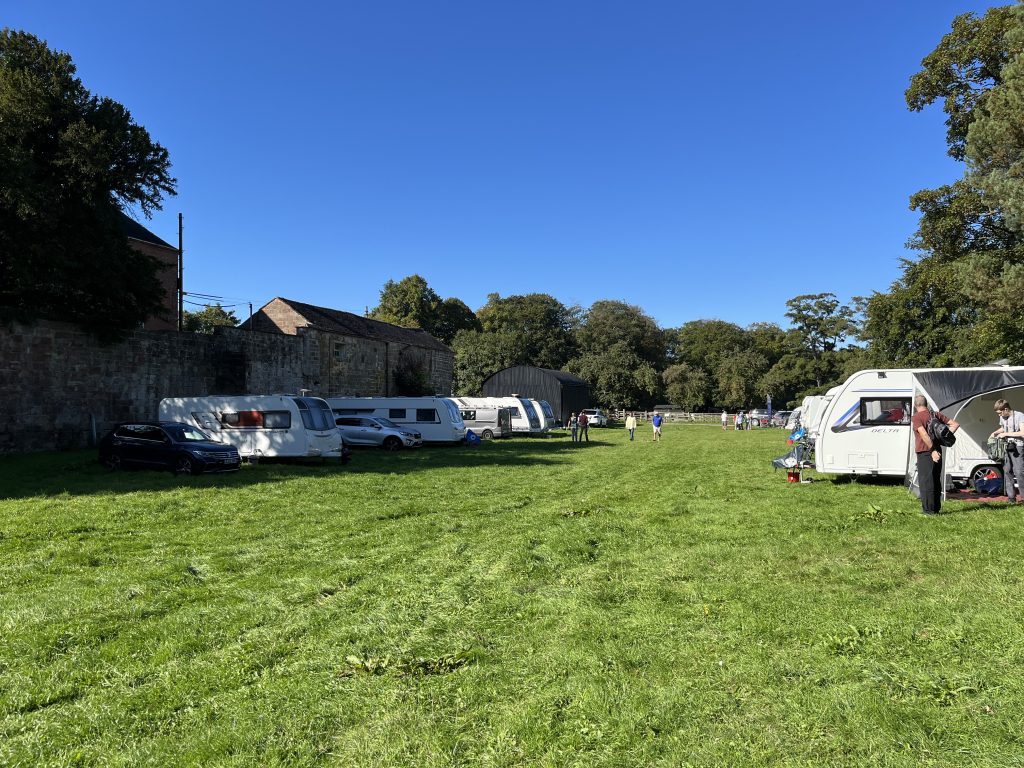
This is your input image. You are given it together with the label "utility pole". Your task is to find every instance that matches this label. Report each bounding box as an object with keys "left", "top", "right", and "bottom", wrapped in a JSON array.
[{"left": 177, "top": 213, "right": 184, "bottom": 331}]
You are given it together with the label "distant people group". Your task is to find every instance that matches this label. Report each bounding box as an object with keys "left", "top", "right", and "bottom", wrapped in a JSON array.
[
  {"left": 567, "top": 411, "right": 589, "bottom": 443},
  {"left": 566, "top": 411, "right": 666, "bottom": 443}
]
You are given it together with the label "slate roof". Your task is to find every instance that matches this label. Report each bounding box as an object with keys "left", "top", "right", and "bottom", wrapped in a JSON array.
[
  {"left": 268, "top": 298, "right": 452, "bottom": 352},
  {"left": 118, "top": 212, "right": 176, "bottom": 250}
]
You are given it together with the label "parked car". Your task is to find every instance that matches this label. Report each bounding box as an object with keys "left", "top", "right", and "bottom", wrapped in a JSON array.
[
  {"left": 335, "top": 416, "right": 422, "bottom": 450},
  {"left": 581, "top": 408, "right": 608, "bottom": 427},
  {"left": 748, "top": 409, "right": 772, "bottom": 427},
  {"left": 771, "top": 410, "right": 793, "bottom": 427},
  {"left": 99, "top": 422, "right": 241, "bottom": 475}
]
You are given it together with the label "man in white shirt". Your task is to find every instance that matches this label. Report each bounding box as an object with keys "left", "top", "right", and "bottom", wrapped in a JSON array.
[{"left": 992, "top": 398, "right": 1024, "bottom": 503}]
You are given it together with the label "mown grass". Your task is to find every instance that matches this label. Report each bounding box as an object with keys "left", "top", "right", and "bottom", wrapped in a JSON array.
[{"left": 2, "top": 426, "right": 1023, "bottom": 766}]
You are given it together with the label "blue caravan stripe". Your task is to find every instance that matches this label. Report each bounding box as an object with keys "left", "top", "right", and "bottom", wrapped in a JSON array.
[{"left": 831, "top": 402, "right": 860, "bottom": 430}]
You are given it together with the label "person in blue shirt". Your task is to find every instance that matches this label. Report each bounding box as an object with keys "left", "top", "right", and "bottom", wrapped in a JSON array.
[{"left": 652, "top": 412, "right": 663, "bottom": 441}]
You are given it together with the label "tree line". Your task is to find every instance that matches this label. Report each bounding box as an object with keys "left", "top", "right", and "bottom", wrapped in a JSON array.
[
  {"left": 6, "top": 6, "right": 1024, "bottom": 404},
  {"left": 366, "top": 275, "right": 862, "bottom": 408}
]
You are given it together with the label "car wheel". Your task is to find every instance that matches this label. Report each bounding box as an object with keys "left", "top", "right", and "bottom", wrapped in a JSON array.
[
  {"left": 481, "top": 429, "right": 494, "bottom": 440},
  {"left": 383, "top": 436, "right": 402, "bottom": 451},
  {"left": 104, "top": 454, "right": 121, "bottom": 471},
  {"left": 970, "top": 464, "right": 1002, "bottom": 485},
  {"left": 174, "top": 455, "right": 198, "bottom": 476}
]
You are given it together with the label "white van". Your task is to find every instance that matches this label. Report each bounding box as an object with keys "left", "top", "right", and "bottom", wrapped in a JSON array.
[
  {"left": 456, "top": 405, "right": 512, "bottom": 439},
  {"left": 326, "top": 397, "right": 466, "bottom": 443},
  {"left": 813, "top": 366, "right": 1024, "bottom": 489},
  {"left": 158, "top": 395, "right": 343, "bottom": 459},
  {"left": 450, "top": 396, "right": 542, "bottom": 434}
]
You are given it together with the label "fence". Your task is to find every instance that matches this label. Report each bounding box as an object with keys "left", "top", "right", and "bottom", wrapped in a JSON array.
[{"left": 609, "top": 410, "right": 787, "bottom": 426}]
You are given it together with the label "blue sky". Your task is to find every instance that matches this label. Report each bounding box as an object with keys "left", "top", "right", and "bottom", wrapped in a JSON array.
[{"left": 7, "top": 1, "right": 1000, "bottom": 329}]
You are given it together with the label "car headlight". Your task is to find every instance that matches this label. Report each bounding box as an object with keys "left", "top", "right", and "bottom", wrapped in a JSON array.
[{"left": 191, "top": 450, "right": 218, "bottom": 458}]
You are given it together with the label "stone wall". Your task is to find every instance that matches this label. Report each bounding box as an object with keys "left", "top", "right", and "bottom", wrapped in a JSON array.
[
  {"left": 0, "top": 320, "right": 454, "bottom": 453},
  {"left": 318, "top": 336, "right": 452, "bottom": 397}
]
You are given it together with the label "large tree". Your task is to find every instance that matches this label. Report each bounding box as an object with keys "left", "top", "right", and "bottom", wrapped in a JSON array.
[
  {"left": 476, "top": 293, "right": 577, "bottom": 369},
  {"left": 0, "top": 29, "right": 176, "bottom": 338},
  {"left": 569, "top": 342, "right": 662, "bottom": 410},
  {"left": 863, "top": 7, "right": 1024, "bottom": 365},
  {"left": 369, "top": 275, "right": 479, "bottom": 345},
  {"left": 662, "top": 362, "right": 710, "bottom": 411}
]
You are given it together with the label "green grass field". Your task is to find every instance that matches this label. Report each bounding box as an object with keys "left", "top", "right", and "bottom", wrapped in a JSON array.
[{"left": 2, "top": 425, "right": 1023, "bottom": 767}]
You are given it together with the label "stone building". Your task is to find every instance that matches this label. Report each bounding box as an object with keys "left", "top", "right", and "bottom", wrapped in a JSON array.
[{"left": 244, "top": 298, "right": 454, "bottom": 397}]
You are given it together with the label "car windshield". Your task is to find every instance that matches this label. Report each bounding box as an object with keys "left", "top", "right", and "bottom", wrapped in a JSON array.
[
  {"left": 373, "top": 417, "right": 399, "bottom": 429},
  {"left": 164, "top": 425, "right": 211, "bottom": 442}
]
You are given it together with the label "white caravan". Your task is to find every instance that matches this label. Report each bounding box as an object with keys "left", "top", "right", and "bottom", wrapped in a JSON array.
[
  {"left": 449, "top": 396, "right": 542, "bottom": 434},
  {"left": 813, "top": 366, "right": 1024, "bottom": 490},
  {"left": 158, "top": 395, "right": 343, "bottom": 459},
  {"left": 800, "top": 392, "right": 835, "bottom": 441},
  {"left": 528, "top": 399, "right": 558, "bottom": 432},
  {"left": 326, "top": 397, "right": 466, "bottom": 443}
]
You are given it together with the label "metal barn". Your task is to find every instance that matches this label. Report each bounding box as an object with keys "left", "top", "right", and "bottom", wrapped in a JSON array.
[{"left": 481, "top": 366, "right": 590, "bottom": 427}]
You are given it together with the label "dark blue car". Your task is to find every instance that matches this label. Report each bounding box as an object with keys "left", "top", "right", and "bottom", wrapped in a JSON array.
[{"left": 99, "top": 421, "right": 241, "bottom": 475}]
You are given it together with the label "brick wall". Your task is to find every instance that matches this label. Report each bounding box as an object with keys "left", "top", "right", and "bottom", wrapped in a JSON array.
[
  {"left": 0, "top": 320, "right": 454, "bottom": 453},
  {"left": 132, "top": 239, "right": 180, "bottom": 332}
]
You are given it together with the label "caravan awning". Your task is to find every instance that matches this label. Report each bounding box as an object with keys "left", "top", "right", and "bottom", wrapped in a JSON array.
[{"left": 913, "top": 369, "right": 1024, "bottom": 410}]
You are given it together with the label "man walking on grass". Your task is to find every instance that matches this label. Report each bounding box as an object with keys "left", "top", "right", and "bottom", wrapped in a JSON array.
[
  {"left": 912, "top": 394, "right": 959, "bottom": 515},
  {"left": 625, "top": 412, "right": 637, "bottom": 441},
  {"left": 652, "top": 412, "right": 663, "bottom": 442}
]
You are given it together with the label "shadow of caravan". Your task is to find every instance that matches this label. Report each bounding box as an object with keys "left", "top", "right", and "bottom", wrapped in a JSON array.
[{"left": 158, "top": 395, "right": 343, "bottom": 459}]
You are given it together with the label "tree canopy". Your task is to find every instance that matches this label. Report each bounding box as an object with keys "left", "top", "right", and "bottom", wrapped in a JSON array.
[
  {"left": 0, "top": 29, "right": 177, "bottom": 338},
  {"left": 862, "top": 5, "right": 1024, "bottom": 366},
  {"left": 182, "top": 304, "right": 238, "bottom": 334},
  {"left": 369, "top": 275, "right": 479, "bottom": 345}
]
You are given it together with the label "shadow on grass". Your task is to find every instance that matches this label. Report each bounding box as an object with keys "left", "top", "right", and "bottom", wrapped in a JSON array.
[{"left": 0, "top": 436, "right": 609, "bottom": 500}]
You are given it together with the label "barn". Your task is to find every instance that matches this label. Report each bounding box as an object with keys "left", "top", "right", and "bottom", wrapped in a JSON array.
[{"left": 481, "top": 366, "right": 590, "bottom": 427}]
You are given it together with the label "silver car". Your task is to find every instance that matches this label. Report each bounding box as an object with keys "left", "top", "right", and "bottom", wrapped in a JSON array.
[{"left": 335, "top": 416, "right": 422, "bottom": 450}]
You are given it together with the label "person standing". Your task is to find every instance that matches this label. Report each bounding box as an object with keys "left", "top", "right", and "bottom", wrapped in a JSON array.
[
  {"left": 569, "top": 412, "right": 578, "bottom": 443},
  {"left": 625, "top": 412, "right": 637, "bottom": 441},
  {"left": 652, "top": 412, "right": 663, "bottom": 441},
  {"left": 912, "top": 394, "right": 959, "bottom": 515},
  {"left": 577, "top": 411, "right": 589, "bottom": 443},
  {"left": 721, "top": 410, "right": 728, "bottom": 431},
  {"left": 736, "top": 411, "right": 744, "bottom": 431},
  {"left": 991, "top": 398, "right": 1024, "bottom": 503}
]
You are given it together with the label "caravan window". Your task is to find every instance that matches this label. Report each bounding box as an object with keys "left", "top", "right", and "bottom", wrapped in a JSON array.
[
  {"left": 221, "top": 410, "right": 291, "bottom": 429},
  {"left": 389, "top": 409, "right": 406, "bottom": 419},
  {"left": 860, "top": 398, "right": 911, "bottom": 426},
  {"left": 222, "top": 410, "right": 263, "bottom": 428},
  {"left": 294, "top": 398, "right": 335, "bottom": 431},
  {"left": 443, "top": 399, "right": 463, "bottom": 424},
  {"left": 416, "top": 409, "right": 439, "bottom": 422},
  {"left": 262, "top": 411, "right": 291, "bottom": 429}
]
